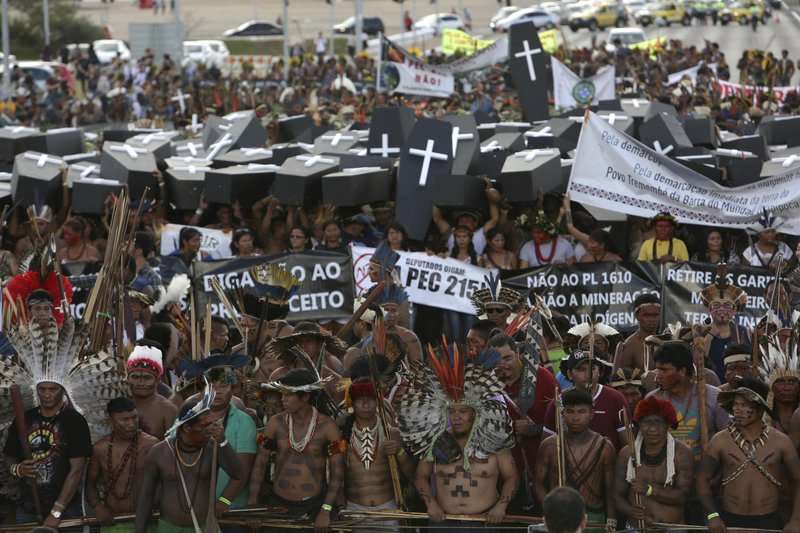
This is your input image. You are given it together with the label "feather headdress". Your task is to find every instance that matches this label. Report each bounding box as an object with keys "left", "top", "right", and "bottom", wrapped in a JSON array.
[
  {"left": 150, "top": 273, "right": 191, "bottom": 314},
  {"left": 470, "top": 272, "right": 522, "bottom": 315},
  {"left": 398, "top": 338, "right": 512, "bottom": 470},
  {"left": 759, "top": 335, "right": 800, "bottom": 389},
  {"left": 370, "top": 242, "right": 400, "bottom": 279},
  {"left": 0, "top": 317, "right": 128, "bottom": 441},
  {"left": 165, "top": 377, "right": 216, "bottom": 439},
  {"left": 700, "top": 264, "right": 747, "bottom": 309},
  {"left": 747, "top": 208, "right": 784, "bottom": 234}
]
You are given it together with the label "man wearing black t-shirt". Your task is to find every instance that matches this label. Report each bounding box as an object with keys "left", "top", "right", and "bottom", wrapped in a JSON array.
[{"left": 4, "top": 381, "right": 92, "bottom": 528}]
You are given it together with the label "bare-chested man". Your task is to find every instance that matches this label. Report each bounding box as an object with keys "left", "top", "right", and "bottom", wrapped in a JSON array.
[
  {"left": 415, "top": 403, "right": 518, "bottom": 532},
  {"left": 127, "top": 344, "right": 178, "bottom": 440},
  {"left": 344, "top": 378, "right": 415, "bottom": 532},
  {"left": 535, "top": 388, "right": 617, "bottom": 532},
  {"left": 249, "top": 368, "right": 345, "bottom": 532},
  {"left": 698, "top": 378, "right": 800, "bottom": 532},
  {"left": 135, "top": 392, "right": 243, "bottom": 533},
  {"left": 88, "top": 397, "right": 158, "bottom": 531},
  {"left": 614, "top": 396, "right": 694, "bottom": 528}
]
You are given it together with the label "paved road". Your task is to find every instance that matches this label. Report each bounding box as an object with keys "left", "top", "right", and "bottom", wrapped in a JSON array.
[{"left": 77, "top": 0, "right": 800, "bottom": 78}]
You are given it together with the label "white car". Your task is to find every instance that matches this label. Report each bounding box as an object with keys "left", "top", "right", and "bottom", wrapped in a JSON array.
[
  {"left": 412, "top": 13, "right": 464, "bottom": 32},
  {"left": 182, "top": 40, "right": 230, "bottom": 68},
  {"left": 93, "top": 39, "right": 131, "bottom": 64},
  {"left": 494, "top": 7, "right": 560, "bottom": 32},
  {"left": 489, "top": 6, "right": 520, "bottom": 31},
  {"left": 605, "top": 27, "right": 646, "bottom": 52}
]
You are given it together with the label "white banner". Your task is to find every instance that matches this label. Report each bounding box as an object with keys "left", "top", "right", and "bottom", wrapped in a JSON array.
[
  {"left": 441, "top": 36, "right": 509, "bottom": 75},
  {"left": 567, "top": 111, "right": 800, "bottom": 235},
  {"left": 715, "top": 79, "right": 799, "bottom": 105},
  {"left": 389, "top": 61, "right": 455, "bottom": 98},
  {"left": 351, "top": 246, "right": 491, "bottom": 314},
  {"left": 160, "top": 224, "right": 233, "bottom": 259},
  {"left": 667, "top": 61, "right": 717, "bottom": 86},
  {"left": 552, "top": 57, "right": 615, "bottom": 109}
]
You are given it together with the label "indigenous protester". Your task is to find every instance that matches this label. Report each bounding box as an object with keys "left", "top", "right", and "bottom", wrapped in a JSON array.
[
  {"left": 470, "top": 273, "right": 524, "bottom": 330},
  {"left": 248, "top": 369, "right": 344, "bottom": 531},
  {"left": 489, "top": 333, "right": 558, "bottom": 513},
  {"left": 742, "top": 210, "right": 793, "bottom": 270},
  {"left": 698, "top": 378, "right": 800, "bottom": 532},
  {"left": 87, "top": 397, "right": 159, "bottom": 529},
  {"left": 535, "top": 388, "right": 618, "bottom": 531},
  {"left": 613, "top": 396, "right": 694, "bottom": 528},
  {"left": 613, "top": 293, "right": 662, "bottom": 374},
  {"left": 400, "top": 344, "right": 518, "bottom": 532},
  {"left": 519, "top": 210, "right": 575, "bottom": 268},
  {"left": 126, "top": 344, "right": 179, "bottom": 440},
  {"left": 718, "top": 344, "right": 757, "bottom": 391},
  {"left": 609, "top": 368, "right": 645, "bottom": 418},
  {"left": 135, "top": 383, "right": 244, "bottom": 533},
  {"left": 636, "top": 212, "right": 689, "bottom": 263}
]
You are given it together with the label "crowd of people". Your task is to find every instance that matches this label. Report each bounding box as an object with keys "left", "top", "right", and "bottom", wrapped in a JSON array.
[{"left": 3, "top": 21, "right": 800, "bottom": 533}]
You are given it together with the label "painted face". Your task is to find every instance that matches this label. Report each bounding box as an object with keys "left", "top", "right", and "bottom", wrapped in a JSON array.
[
  {"left": 531, "top": 227, "right": 549, "bottom": 245},
  {"left": 638, "top": 415, "right": 668, "bottom": 447},
  {"left": 655, "top": 362, "right": 684, "bottom": 391},
  {"left": 709, "top": 300, "right": 736, "bottom": 324},
  {"left": 731, "top": 396, "right": 761, "bottom": 427},
  {"left": 110, "top": 409, "right": 140, "bottom": 439},
  {"left": 29, "top": 302, "right": 53, "bottom": 327},
  {"left": 466, "top": 329, "right": 487, "bottom": 357},
  {"left": 654, "top": 220, "right": 674, "bottom": 241},
  {"left": 447, "top": 404, "right": 475, "bottom": 437},
  {"left": 182, "top": 412, "right": 214, "bottom": 448},
  {"left": 127, "top": 370, "right": 158, "bottom": 398},
  {"left": 562, "top": 403, "right": 593, "bottom": 433}
]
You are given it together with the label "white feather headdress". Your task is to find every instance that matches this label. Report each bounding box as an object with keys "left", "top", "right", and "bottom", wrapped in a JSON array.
[
  {"left": 150, "top": 273, "right": 191, "bottom": 314},
  {"left": 0, "top": 317, "right": 128, "bottom": 441}
]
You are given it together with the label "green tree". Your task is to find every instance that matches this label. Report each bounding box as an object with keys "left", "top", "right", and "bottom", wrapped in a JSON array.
[{"left": 5, "top": 0, "right": 104, "bottom": 59}]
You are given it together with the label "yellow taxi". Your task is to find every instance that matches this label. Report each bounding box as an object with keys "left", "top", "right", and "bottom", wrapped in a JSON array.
[
  {"left": 634, "top": 2, "right": 691, "bottom": 26},
  {"left": 719, "top": 0, "right": 767, "bottom": 24},
  {"left": 568, "top": 3, "right": 629, "bottom": 31}
]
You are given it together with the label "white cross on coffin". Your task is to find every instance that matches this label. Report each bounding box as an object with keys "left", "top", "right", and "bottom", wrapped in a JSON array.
[
  {"left": 247, "top": 163, "right": 280, "bottom": 171},
  {"left": 599, "top": 114, "right": 628, "bottom": 126},
  {"left": 177, "top": 142, "right": 203, "bottom": 157},
  {"left": 451, "top": 127, "right": 474, "bottom": 157},
  {"left": 218, "top": 122, "right": 233, "bottom": 131},
  {"left": 344, "top": 167, "right": 384, "bottom": 173},
  {"left": 408, "top": 139, "right": 448, "bottom": 187},
  {"left": 623, "top": 99, "right": 649, "bottom": 108},
  {"left": 241, "top": 148, "right": 273, "bottom": 157},
  {"left": 23, "top": 152, "right": 63, "bottom": 168},
  {"left": 773, "top": 154, "right": 800, "bottom": 168},
  {"left": 109, "top": 144, "right": 148, "bottom": 159},
  {"left": 652, "top": 141, "right": 674, "bottom": 156},
  {"left": 206, "top": 133, "right": 234, "bottom": 160},
  {"left": 514, "top": 40, "right": 543, "bottom": 82},
  {"left": 189, "top": 114, "right": 203, "bottom": 134},
  {"left": 512, "top": 149, "right": 557, "bottom": 162},
  {"left": 297, "top": 154, "right": 336, "bottom": 167},
  {"left": 10, "top": 126, "right": 37, "bottom": 134},
  {"left": 480, "top": 140, "right": 502, "bottom": 153},
  {"left": 77, "top": 164, "right": 98, "bottom": 178},
  {"left": 135, "top": 131, "right": 178, "bottom": 144},
  {"left": 715, "top": 148, "right": 755, "bottom": 159},
  {"left": 676, "top": 155, "right": 713, "bottom": 161},
  {"left": 525, "top": 126, "right": 553, "bottom": 138},
  {"left": 321, "top": 132, "right": 355, "bottom": 147},
  {"left": 369, "top": 133, "right": 401, "bottom": 158},
  {"left": 63, "top": 151, "right": 98, "bottom": 162},
  {"left": 171, "top": 90, "right": 191, "bottom": 114},
  {"left": 567, "top": 116, "right": 585, "bottom": 123},
  {"left": 172, "top": 165, "right": 208, "bottom": 175}
]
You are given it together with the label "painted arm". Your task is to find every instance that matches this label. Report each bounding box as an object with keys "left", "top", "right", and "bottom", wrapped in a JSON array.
[
  {"left": 247, "top": 419, "right": 277, "bottom": 505},
  {"left": 487, "top": 448, "right": 519, "bottom": 524},
  {"left": 649, "top": 442, "right": 692, "bottom": 506},
  {"left": 612, "top": 446, "right": 637, "bottom": 519},
  {"left": 134, "top": 447, "right": 160, "bottom": 533},
  {"left": 415, "top": 459, "right": 444, "bottom": 522},
  {"left": 323, "top": 421, "right": 345, "bottom": 507},
  {"left": 696, "top": 441, "right": 725, "bottom": 532}
]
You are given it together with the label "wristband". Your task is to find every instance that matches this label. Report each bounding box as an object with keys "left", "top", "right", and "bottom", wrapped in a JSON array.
[
  {"left": 9, "top": 463, "right": 18, "bottom": 478},
  {"left": 218, "top": 496, "right": 232, "bottom": 506},
  {"left": 646, "top": 484, "right": 654, "bottom": 497},
  {"left": 321, "top": 503, "right": 333, "bottom": 512},
  {"left": 195, "top": 208, "right": 204, "bottom": 216},
  {"left": 219, "top": 439, "right": 229, "bottom": 448},
  {"left": 707, "top": 512, "right": 720, "bottom": 521}
]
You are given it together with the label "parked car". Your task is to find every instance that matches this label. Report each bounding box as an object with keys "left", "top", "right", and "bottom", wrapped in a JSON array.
[
  {"left": 92, "top": 39, "right": 131, "bottom": 64},
  {"left": 494, "top": 7, "right": 560, "bottom": 32},
  {"left": 489, "top": 6, "right": 520, "bottom": 31},
  {"left": 568, "top": 3, "right": 628, "bottom": 31},
  {"left": 222, "top": 20, "right": 283, "bottom": 37},
  {"left": 333, "top": 16, "right": 385, "bottom": 36},
  {"left": 605, "top": 27, "right": 646, "bottom": 52},
  {"left": 412, "top": 13, "right": 464, "bottom": 32},
  {"left": 182, "top": 40, "right": 230, "bottom": 68}
]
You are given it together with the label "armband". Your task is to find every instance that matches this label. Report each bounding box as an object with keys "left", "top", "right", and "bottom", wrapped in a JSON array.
[
  {"left": 707, "top": 512, "right": 720, "bottom": 522},
  {"left": 321, "top": 503, "right": 333, "bottom": 512},
  {"left": 327, "top": 439, "right": 348, "bottom": 457},
  {"left": 646, "top": 484, "right": 654, "bottom": 497},
  {"left": 218, "top": 496, "right": 232, "bottom": 506}
]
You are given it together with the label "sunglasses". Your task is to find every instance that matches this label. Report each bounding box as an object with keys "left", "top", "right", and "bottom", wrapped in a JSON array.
[{"left": 485, "top": 307, "right": 507, "bottom": 315}]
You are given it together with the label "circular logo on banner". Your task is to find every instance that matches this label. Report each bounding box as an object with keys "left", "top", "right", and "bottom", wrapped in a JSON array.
[
  {"left": 572, "top": 80, "right": 596, "bottom": 105},
  {"left": 353, "top": 252, "right": 375, "bottom": 296}
]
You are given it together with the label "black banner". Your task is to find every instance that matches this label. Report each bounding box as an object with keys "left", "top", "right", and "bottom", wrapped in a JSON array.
[
  {"left": 192, "top": 251, "right": 354, "bottom": 323},
  {"left": 504, "top": 262, "right": 658, "bottom": 333},
  {"left": 660, "top": 261, "right": 775, "bottom": 330}
]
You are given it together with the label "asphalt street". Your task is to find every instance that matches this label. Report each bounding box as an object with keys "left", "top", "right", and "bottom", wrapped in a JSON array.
[{"left": 76, "top": 0, "right": 800, "bottom": 81}]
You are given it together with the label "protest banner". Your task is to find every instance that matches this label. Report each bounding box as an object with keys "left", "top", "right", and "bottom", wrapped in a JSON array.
[
  {"left": 160, "top": 224, "right": 233, "bottom": 259},
  {"left": 568, "top": 111, "right": 800, "bottom": 235},
  {"left": 538, "top": 29, "right": 559, "bottom": 54},
  {"left": 503, "top": 262, "right": 657, "bottom": 332},
  {"left": 660, "top": 261, "right": 775, "bottom": 330},
  {"left": 551, "top": 58, "right": 615, "bottom": 108},
  {"left": 386, "top": 61, "right": 455, "bottom": 98},
  {"left": 352, "top": 246, "right": 489, "bottom": 314},
  {"left": 441, "top": 29, "right": 493, "bottom": 55},
  {"left": 192, "top": 251, "right": 353, "bottom": 322},
  {"left": 715, "top": 79, "right": 799, "bottom": 105}
]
